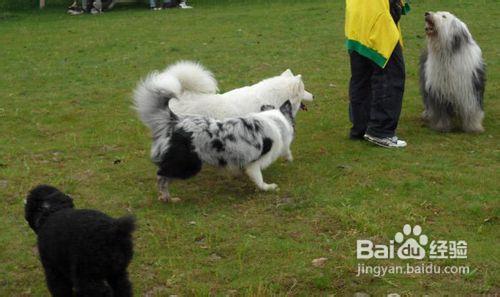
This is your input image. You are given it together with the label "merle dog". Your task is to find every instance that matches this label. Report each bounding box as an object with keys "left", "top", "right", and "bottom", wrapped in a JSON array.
[{"left": 134, "top": 73, "right": 297, "bottom": 201}]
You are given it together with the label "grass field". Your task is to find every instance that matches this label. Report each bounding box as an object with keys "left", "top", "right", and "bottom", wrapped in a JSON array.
[{"left": 0, "top": 0, "right": 499, "bottom": 295}]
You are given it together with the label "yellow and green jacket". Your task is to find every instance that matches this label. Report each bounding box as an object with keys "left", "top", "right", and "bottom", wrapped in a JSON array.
[{"left": 345, "top": 0, "right": 410, "bottom": 68}]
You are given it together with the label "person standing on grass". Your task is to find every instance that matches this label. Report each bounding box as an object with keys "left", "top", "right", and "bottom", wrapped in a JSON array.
[{"left": 345, "top": 0, "right": 410, "bottom": 148}]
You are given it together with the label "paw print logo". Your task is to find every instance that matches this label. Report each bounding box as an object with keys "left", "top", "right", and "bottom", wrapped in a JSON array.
[{"left": 395, "top": 224, "right": 428, "bottom": 260}]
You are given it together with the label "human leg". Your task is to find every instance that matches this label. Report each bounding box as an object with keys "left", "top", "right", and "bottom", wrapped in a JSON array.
[{"left": 348, "top": 50, "right": 373, "bottom": 139}]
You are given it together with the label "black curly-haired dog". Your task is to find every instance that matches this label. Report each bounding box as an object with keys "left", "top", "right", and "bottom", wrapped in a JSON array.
[{"left": 25, "top": 185, "right": 135, "bottom": 297}]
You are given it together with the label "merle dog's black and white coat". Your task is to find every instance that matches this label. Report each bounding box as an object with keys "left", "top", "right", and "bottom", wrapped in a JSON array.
[
  {"left": 134, "top": 74, "right": 295, "bottom": 201},
  {"left": 420, "top": 11, "right": 486, "bottom": 133}
]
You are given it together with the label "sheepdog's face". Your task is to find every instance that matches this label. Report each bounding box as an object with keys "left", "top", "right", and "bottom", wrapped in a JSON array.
[
  {"left": 25, "top": 185, "right": 74, "bottom": 232},
  {"left": 280, "top": 69, "right": 314, "bottom": 115},
  {"left": 425, "top": 11, "right": 471, "bottom": 49}
]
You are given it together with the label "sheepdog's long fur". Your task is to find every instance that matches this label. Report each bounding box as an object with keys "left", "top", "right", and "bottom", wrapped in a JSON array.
[
  {"left": 420, "top": 11, "right": 486, "bottom": 133},
  {"left": 133, "top": 75, "right": 296, "bottom": 201},
  {"left": 138, "top": 60, "right": 314, "bottom": 119},
  {"left": 25, "top": 185, "right": 135, "bottom": 296}
]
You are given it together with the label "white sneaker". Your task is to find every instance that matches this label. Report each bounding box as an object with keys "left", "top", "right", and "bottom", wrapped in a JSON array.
[
  {"left": 364, "top": 134, "right": 407, "bottom": 148},
  {"left": 67, "top": 8, "right": 84, "bottom": 15},
  {"left": 179, "top": 2, "right": 192, "bottom": 8}
]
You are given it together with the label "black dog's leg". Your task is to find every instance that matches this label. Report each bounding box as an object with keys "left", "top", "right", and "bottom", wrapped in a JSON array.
[
  {"left": 157, "top": 175, "right": 171, "bottom": 202},
  {"left": 43, "top": 265, "right": 73, "bottom": 297},
  {"left": 74, "top": 279, "right": 112, "bottom": 297},
  {"left": 108, "top": 271, "right": 132, "bottom": 297}
]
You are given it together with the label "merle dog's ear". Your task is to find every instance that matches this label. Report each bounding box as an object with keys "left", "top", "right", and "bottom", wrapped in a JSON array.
[
  {"left": 260, "top": 104, "right": 276, "bottom": 112},
  {"left": 279, "top": 100, "right": 295, "bottom": 128},
  {"left": 279, "top": 100, "right": 294, "bottom": 121}
]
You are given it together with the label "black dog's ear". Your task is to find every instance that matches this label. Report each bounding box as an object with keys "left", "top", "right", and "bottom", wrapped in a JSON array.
[
  {"left": 260, "top": 104, "right": 276, "bottom": 112},
  {"left": 25, "top": 185, "right": 74, "bottom": 232},
  {"left": 55, "top": 193, "right": 74, "bottom": 209}
]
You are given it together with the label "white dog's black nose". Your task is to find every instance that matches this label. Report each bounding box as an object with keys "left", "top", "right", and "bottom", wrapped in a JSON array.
[{"left": 425, "top": 12, "right": 430, "bottom": 17}]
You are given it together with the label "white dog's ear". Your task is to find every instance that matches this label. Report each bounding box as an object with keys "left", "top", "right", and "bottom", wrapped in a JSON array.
[{"left": 281, "top": 69, "right": 294, "bottom": 77}]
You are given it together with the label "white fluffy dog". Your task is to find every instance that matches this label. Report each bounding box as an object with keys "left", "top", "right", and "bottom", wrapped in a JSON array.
[
  {"left": 142, "top": 61, "right": 314, "bottom": 119},
  {"left": 420, "top": 11, "right": 486, "bottom": 133}
]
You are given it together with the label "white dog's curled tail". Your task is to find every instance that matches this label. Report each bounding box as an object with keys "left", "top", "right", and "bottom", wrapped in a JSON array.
[
  {"left": 133, "top": 61, "right": 216, "bottom": 132},
  {"left": 164, "top": 60, "right": 218, "bottom": 94},
  {"left": 133, "top": 72, "right": 179, "bottom": 135}
]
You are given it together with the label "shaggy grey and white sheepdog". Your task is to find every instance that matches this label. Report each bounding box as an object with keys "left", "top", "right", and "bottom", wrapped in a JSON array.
[
  {"left": 134, "top": 73, "right": 295, "bottom": 201},
  {"left": 420, "top": 11, "right": 486, "bottom": 133}
]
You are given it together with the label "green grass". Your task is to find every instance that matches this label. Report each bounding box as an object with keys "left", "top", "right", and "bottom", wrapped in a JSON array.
[{"left": 0, "top": 0, "right": 499, "bottom": 295}]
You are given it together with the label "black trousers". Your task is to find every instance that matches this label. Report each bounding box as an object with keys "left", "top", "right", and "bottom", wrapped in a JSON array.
[{"left": 348, "top": 44, "right": 405, "bottom": 138}]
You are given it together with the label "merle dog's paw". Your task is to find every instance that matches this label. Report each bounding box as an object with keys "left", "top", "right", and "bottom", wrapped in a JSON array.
[
  {"left": 158, "top": 193, "right": 170, "bottom": 203},
  {"left": 158, "top": 194, "right": 182, "bottom": 203},
  {"left": 261, "top": 183, "right": 279, "bottom": 191}
]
